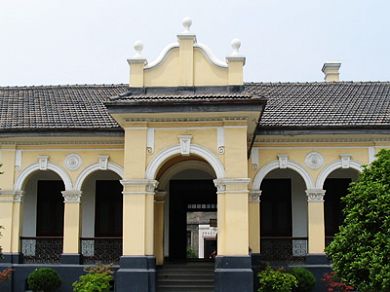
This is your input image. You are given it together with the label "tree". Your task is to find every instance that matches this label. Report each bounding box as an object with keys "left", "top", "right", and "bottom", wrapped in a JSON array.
[{"left": 326, "top": 149, "right": 390, "bottom": 291}]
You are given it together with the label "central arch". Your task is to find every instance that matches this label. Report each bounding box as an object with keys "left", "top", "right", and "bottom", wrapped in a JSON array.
[{"left": 145, "top": 144, "right": 224, "bottom": 179}]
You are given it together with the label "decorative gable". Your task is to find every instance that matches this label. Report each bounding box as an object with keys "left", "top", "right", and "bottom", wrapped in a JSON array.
[{"left": 127, "top": 17, "right": 245, "bottom": 88}]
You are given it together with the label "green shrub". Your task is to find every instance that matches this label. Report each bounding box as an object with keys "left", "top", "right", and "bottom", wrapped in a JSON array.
[
  {"left": 72, "top": 273, "right": 112, "bottom": 292},
  {"left": 288, "top": 267, "right": 316, "bottom": 292},
  {"left": 258, "top": 267, "right": 298, "bottom": 292},
  {"left": 27, "top": 268, "right": 61, "bottom": 292}
]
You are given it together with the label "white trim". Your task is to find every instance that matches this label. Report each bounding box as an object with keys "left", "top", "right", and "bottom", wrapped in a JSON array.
[
  {"left": 194, "top": 43, "right": 228, "bottom": 68},
  {"left": 144, "top": 43, "right": 179, "bottom": 69},
  {"left": 252, "top": 160, "right": 314, "bottom": 190},
  {"left": 217, "top": 127, "right": 224, "bottom": 154},
  {"left": 15, "top": 162, "right": 73, "bottom": 191},
  {"left": 250, "top": 147, "right": 260, "bottom": 169},
  {"left": 315, "top": 160, "right": 363, "bottom": 189},
  {"left": 368, "top": 147, "right": 376, "bottom": 163},
  {"left": 15, "top": 150, "right": 22, "bottom": 170},
  {"left": 158, "top": 160, "right": 215, "bottom": 190},
  {"left": 145, "top": 144, "right": 224, "bottom": 179},
  {"left": 75, "top": 162, "right": 123, "bottom": 191},
  {"left": 147, "top": 128, "right": 155, "bottom": 154}
]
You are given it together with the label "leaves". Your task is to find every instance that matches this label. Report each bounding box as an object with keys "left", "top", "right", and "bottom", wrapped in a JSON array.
[{"left": 326, "top": 149, "right": 390, "bottom": 292}]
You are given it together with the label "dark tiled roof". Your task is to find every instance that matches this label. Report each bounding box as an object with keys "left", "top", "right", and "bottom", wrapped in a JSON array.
[
  {"left": 245, "top": 82, "right": 390, "bottom": 129},
  {"left": 1, "top": 82, "right": 390, "bottom": 133},
  {"left": 0, "top": 85, "right": 127, "bottom": 131}
]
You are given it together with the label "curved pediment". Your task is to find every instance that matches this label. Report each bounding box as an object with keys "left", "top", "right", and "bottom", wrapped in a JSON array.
[{"left": 127, "top": 18, "right": 245, "bottom": 88}]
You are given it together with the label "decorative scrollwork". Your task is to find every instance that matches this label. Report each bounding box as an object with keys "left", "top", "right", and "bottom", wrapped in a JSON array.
[
  {"left": 81, "top": 238, "right": 122, "bottom": 264},
  {"left": 21, "top": 237, "right": 63, "bottom": 264}
]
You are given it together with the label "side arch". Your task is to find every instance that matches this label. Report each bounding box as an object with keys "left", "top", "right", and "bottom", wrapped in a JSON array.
[
  {"left": 15, "top": 162, "right": 73, "bottom": 191},
  {"left": 316, "top": 160, "right": 362, "bottom": 189},
  {"left": 252, "top": 160, "right": 314, "bottom": 191},
  {"left": 75, "top": 162, "right": 124, "bottom": 191},
  {"left": 145, "top": 144, "right": 225, "bottom": 179}
]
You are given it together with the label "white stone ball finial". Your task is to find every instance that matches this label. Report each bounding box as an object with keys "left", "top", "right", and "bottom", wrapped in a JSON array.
[
  {"left": 231, "top": 38, "right": 241, "bottom": 56},
  {"left": 182, "top": 17, "right": 192, "bottom": 33},
  {"left": 133, "top": 40, "right": 144, "bottom": 58}
]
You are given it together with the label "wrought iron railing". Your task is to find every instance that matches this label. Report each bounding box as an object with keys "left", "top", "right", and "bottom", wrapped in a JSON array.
[
  {"left": 21, "top": 236, "right": 63, "bottom": 264},
  {"left": 80, "top": 237, "right": 122, "bottom": 265},
  {"left": 260, "top": 236, "right": 308, "bottom": 261}
]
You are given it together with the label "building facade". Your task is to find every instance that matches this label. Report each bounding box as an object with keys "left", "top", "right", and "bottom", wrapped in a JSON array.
[{"left": 1, "top": 19, "right": 390, "bottom": 291}]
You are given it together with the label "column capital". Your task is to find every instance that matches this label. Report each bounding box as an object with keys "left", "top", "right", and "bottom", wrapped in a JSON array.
[
  {"left": 121, "top": 179, "right": 159, "bottom": 195},
  {"left": 306, "top": 189, "right": 326, "bottom": 202},
  {"left": 61, "top": 190, "right": 82, "bottom": 203},
  {"left": 0, "top": 190, "right": 24, "bottom": 203},
  {"left": 249, "top": 190, "right": 261, "bottom": 203},
  {"left": 155, "top": 191, "right": 167, "bottom": 202},
  {"left": 213, "top": 178, "right": 251, "bottom": 194}
]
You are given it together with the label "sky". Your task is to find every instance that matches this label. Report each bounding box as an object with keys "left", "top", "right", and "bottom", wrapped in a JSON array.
[{"left": 0, "top": 0, "right": 389, "bottom": 86}]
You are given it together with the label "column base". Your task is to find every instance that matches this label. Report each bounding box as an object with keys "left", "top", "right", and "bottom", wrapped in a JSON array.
[
  {"left": 215, "top": 256, "right": 253, "bottom": 292},
  {"left": 116, "top": 256, "right": 156, "bottom": 292},
  {"left": 305, "top": 253, "right": 330, "bottom": 265},
  {"left": 60, "top": 253, "right": 82, "bottom": 264}
]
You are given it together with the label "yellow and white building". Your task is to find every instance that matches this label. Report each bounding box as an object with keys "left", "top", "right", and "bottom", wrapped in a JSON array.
[{"left": 1, "top": 18, "right": 389, "bottom": 291}]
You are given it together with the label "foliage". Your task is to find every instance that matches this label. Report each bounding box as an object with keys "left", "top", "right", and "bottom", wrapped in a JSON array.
[
  {"left": 27, "top": 268, "right": 61, "bottom": 292},
  {"left": 325, "top": 149, "right": 390, "bottom": 291},
  {"left": 84, "top": 264, "right": 113, "bottom": 275},
  {"left": 288, "top": 267, "right": 316, "bottom": 292},
  {"left": 186, "top": 247, "right": 197, "bottom": 258},
  {"left": 322, "top": 272, "right": 354, "bottom": 292},
  {"left": 0, "top": 225, "right": 3, "bottom": 257},
  {"left": 258, "top": 266, "right": 298, "bottom": 292},
  {"left": 73, "top": 264, "right": 113, "bottom": 292},
  {"left": 72, "top": 273, "right": 112, "bottom": 292}
]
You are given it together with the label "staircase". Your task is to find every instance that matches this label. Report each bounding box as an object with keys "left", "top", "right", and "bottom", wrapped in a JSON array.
[{"left": 157, "top": 262, "right": 215, "bottom": 292}]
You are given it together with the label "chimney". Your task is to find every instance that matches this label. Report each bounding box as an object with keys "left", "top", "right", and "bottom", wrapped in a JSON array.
[{"left": 322, "top": 62, "right": 341, "bottom": 82}]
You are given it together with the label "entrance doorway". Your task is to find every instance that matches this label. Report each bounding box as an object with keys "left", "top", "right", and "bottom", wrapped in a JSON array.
[{"left": 169, "top": 180, "right": 217, "bottom": 260}]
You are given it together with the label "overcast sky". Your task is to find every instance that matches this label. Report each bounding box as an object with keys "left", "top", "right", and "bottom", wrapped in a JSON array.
[{"left": 0, "top": 0, "right": 389, "bottom": 86}]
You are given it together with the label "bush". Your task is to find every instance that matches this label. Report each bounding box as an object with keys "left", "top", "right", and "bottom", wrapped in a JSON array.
[
  {"left": 326, "top": 149, "right": 390, "bottom": 291},
  {"left": 322, "top": 272, "right": 354, "bottom": 292},
  {"left": 27, "top": 268, "right": 61, "bottom": 292},
  {"left": 288, "top": 267, "right": 316, "bottom": 292},
  {"left": 72, "top": 273, "right": 112, "bottom": 292},
  {"left": 258, "top": 267, "right": 298, "bottom": 292}
]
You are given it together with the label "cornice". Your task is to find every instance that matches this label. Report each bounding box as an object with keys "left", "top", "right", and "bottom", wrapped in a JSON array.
[
  {"left": 0, "top": 139, "right": 125, "bottom": 146},
  {"left": 254, "top": 136, "right": 390, "bottom": 144}
]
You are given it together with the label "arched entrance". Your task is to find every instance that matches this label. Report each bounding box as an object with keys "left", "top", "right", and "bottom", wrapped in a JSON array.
[
  {"left": 259, "top": 168, "right": 308, "bottom": 261},
  {"left": 156, "top": 157, "right": 217, "bottom": 262},
  {"left": 323, "top": 168, "right": 360, "bottom": 245},
  {"left": 20, "top": 170, "right": 65, "bottom": 263}
]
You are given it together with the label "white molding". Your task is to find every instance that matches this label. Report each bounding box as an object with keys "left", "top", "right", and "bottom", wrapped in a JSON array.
[
  {"left": 62, "top": 190, "right": 82, "bottom": 204},
  {"left": 304, "top": 152, "right": 324, "bottom": 169},
  {"left": 368, "top": 147, "right": 376, "bottom": 163},
  {"left": 0, "top": 190, "right": 24, "bottom": 203},
  {"left": 306, "top": 189, "right": 326, "bottom": 203},
  {"left": 38, "top": 155, "right": 49, "bottom": 170},
  {"left": 340, "top": 154, "right": 352, "bottom": 168},
  {"left": 64, "top": 154, "right": 82, "bottom": 171},
  {"left": 120, "top": 179, "right": 159, "bottom": 195},
  {"left": 158, "top": 160, "right": 215, "bottom": 190},
  {"left": 15, "top": 162, "right": 73, "bottom": 191},
  {"left": 217, "top": 127, "right": 224, "bottom": 154},
  {"left": 213, "top": 178, "right": 251, "bottom": 193},
  {"left": 75, "top": 162, "right": 123, "bottom": 191},
  {"left": 252, "top": 160, "right": 314, "bottom": 190},
  {"left": 15, "top": 150, "right": 22, "bottom": 171},
  {"left": 144, "top": 43, "right": 179, "bottom": 69},
  {"left": 98, "top": 155, "right": 109, "bottom": 170},
  {"left": 147, "top": 128, "right": 155, "bottom": 154},
  {"left": 249, "top": 190, "right": 261, "bottom": 203},
  {"left": 315, "top": 160, "right": 363, "bottom": 189},
  {"left": 278, "top": 154, "right": 289, "bottom": 169},
  {"left": 250, "top": 147, "right": 260, "bottom": 169},
  {"left": 178, "top": 135, "right": 192, "bottom": 156},
  {"left": 145, "top": 144, "right": 224, "bottom": 179},
  {"left": 194, "top": 43, "right": 228, "bottom": 68}
]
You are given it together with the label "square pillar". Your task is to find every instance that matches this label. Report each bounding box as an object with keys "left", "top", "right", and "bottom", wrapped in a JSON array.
[
  {"left": 249, "top": 190, "right": 261, "bottom": 254},
  {"left": 213, "top": 178, "right": 253, "bottom": 292},
  {"left": 116, "top": 179, "right": 158, "bottom": 292},
  {"left": 306, "top": 189, "right": 328, "bottom": 264},
  {"left": 61, "top": 190, "right": 82, "bottom": 264},
  {"left": 154, "top": 191, "right": 166, "bottom": 266},
  {"left": 0, "top": 190, "right": 24, "bottom": 264}
]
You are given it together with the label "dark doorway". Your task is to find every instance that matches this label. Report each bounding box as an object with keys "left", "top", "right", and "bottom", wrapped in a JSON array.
[
  {"left": 324, "top": 178, "right": 351, "bottom": 237},
  {"left": 95, "top": 180, "right": 123, "bottom": 237},
  {"left": 36, "top": 180, "right": 65, "bottom": 236},
  {"left": 169, "top": 180, "right": 216, "bottom": 260},
  {"left": 260, "top": 179, "right": 292, "bottom": 237}
]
